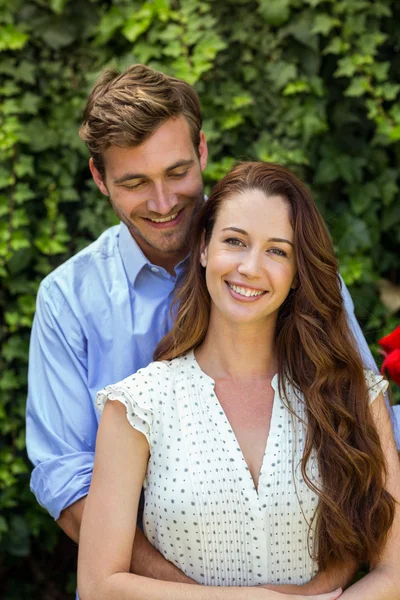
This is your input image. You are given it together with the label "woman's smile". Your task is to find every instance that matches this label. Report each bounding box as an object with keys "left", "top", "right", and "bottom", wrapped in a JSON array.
[{"left": 225, "top": 281, "right": 268, "bottom": 301}]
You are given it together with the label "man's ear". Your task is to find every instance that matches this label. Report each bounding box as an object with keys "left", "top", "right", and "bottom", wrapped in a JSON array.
[
  {"left": 199, "top": 230, "right": 208, "bottom": 268},
  {"left": 89, "top": 158, "right": 109, "bottom": 197},
  {"left": 198, "top": 131, "right": 208, "bottom": 172}
]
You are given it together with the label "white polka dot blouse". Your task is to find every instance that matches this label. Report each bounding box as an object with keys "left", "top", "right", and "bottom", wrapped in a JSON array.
[{"left": 96, "top": 350, "right": 388, "bottom": 586}]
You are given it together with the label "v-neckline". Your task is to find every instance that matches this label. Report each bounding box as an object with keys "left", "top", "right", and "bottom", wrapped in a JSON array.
[{"left": 189, "top": 349, "right": 279, "bottom": 496}]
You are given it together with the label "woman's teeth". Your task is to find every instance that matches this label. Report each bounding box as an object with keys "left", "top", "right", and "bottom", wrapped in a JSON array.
[
  {"left": 228, "top": 283, "right": 264, "bottom": 297},
  {"left": 148, "top": 211, "right": 179, "bottom": 223}
]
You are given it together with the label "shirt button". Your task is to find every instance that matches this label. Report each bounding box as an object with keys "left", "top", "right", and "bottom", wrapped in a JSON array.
[{"left": 151, "top": 266, "right": 159, "bottom": 273}]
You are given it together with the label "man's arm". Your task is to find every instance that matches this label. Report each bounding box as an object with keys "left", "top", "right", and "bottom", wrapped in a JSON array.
[
  {"left": 340, "top": 276, "right": 377, "bottom": 371},
  {"left": 26, "top": 283, "right": 96, "bottom": 519},
  {"left": 57, "top": 497, "right": 85, "bottom": 543},
  {"left": 27, "top": 282, "right": 194, "bottom": 584},
  {"left": 262, "top": 559, "right": 357, "bottom": 594},
  {"left": 57, "top": 497, "right": 195, "bottom": 583},
  {"left": 340, "top": 277, "right": 400, "bottom": 447}
]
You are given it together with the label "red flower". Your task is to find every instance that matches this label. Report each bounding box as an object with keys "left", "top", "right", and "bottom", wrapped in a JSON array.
[
  {"left": 381, "top": 349, "right": 400, "bottom": 386},
  {"left": 379, "top": 326, "right": 400, "bottom": 386}
]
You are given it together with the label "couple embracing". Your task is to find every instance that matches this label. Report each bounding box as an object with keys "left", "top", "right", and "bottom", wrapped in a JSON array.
[{"left": 27, "top": 65, "right": 400, "bottom": 600}]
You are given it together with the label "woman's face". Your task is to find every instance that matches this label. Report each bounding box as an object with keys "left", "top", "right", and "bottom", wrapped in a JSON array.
[{"left": 200, "top": 189, "right": 297, "bottom": 328}]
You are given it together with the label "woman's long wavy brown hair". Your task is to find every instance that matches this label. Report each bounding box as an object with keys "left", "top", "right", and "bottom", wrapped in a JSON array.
[{"left": 154, "top": 161, "right": 395, "bottom": 569}]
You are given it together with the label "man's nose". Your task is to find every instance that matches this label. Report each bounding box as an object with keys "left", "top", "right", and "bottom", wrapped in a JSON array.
[
  {"left": 237, "top": 249, "right": 264, "bottom": 278},
  {"left": 147, "top": 182, "right": 177, "bottom": 215}
]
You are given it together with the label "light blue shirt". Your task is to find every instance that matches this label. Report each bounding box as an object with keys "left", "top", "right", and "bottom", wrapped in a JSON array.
[
  {"left": 26, "top": 222, "right": 187, "bottom": 520},
  {"left": 26, "top": 221, "right": 391, "bottom": 522}
]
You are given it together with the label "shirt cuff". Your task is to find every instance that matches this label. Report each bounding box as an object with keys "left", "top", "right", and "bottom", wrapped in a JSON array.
[{"left": 30, "top": 452, "right": 94, "bottom": 520}]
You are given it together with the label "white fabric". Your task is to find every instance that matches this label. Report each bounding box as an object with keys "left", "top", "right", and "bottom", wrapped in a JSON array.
[{"left": 97, "top": 351, "right": 388, "bottom": 587}]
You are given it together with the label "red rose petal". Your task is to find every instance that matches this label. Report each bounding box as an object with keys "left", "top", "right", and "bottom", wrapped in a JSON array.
[
  {"left": 378, "top": 325, "right": 400, "bottom": 354},
  {"left": 381, "top": 348, "right": 400, "bottom": 386}
]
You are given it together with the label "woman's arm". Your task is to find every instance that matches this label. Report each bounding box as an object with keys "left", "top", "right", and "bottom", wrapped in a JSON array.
[
  {"left": 77, "top": 400, "right": 342, "bottom": 600},
  {"left": 339, "top": 393, "right": 400, "bottom": 599},
  {"left": 58, "top": 495, "right": 195, "bottom": 583}
]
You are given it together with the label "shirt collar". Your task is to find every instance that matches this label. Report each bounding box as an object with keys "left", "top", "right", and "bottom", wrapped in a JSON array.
[
  {"left": 118, "top": 222, "right": 188, "bottom": 287},
  {"left": 118, "top": 222, "right": 149, "bottom": 287}
]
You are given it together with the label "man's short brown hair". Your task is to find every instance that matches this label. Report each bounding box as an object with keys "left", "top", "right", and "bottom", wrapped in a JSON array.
[{"left": 79, "top": 64, "right": 203, "bottom": 177}]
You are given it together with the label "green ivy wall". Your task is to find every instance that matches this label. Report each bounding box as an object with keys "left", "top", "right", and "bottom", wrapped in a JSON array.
[{"left": 1, "top": 0, "right": 399, "bottom": 597}]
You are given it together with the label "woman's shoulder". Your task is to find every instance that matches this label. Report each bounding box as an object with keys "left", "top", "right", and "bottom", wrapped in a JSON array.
[
  {"left": 98, "top": 353, "right": 193, "bottom": 399},
  {"left": 95, "top": 354, "right": 192, "bottom": 445}
]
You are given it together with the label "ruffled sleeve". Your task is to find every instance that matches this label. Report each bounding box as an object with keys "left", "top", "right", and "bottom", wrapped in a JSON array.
[
  {"left": 364, "top": 370, "right": 389, "bottom": 405},
  {"left": 96, "top": 362, "right": 161, "bottom": 447}
]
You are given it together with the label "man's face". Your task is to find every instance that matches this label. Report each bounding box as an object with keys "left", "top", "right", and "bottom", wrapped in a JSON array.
[{"left": 90, "top": 116, "right": 208, "bottom": 268}]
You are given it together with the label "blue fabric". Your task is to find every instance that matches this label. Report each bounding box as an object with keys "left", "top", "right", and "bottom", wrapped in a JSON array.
[
  {"left": 26, "top": 222, "right": 186, "bottom": 520},
  {"left": 26, "top": 221, "right": 398, "bottom": 524}
]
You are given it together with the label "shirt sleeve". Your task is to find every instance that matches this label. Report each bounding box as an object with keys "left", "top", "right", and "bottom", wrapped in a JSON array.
[
  {"left": 26, "top": 281, "right": 97, "bottom": 520},
  {"left": 96, "top": 364, "right": 157, "bottom": 448},
  {"left": 364, "top": 370, "right": 389, "bottom": 404},
  {"left": 339, "top": 278, "right": 400, "bottom": 447},
  {"left": 339, "top": 275, "right": 378, "bottom": 372}
]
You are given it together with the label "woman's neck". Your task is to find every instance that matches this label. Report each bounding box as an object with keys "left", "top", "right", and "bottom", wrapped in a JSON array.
[{"left": 195, "top": 312, "right": 278, "bottom": 382}]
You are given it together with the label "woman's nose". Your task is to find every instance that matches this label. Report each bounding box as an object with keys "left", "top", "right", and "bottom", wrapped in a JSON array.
[{"left": 237, "top": 250, "right": 263, "bottom": 278}]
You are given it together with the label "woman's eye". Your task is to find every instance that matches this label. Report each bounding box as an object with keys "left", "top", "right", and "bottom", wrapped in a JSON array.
[
  {"left": 269, "top": 248, "right": 287, "bottom": 257},
  {"left": 225, "top": 238, "right": 244, "bottom": 247}
]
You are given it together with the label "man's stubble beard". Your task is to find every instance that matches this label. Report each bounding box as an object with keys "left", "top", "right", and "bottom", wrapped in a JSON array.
[{"left": 108, "top": 189, "right": 204, "bottom": 256}]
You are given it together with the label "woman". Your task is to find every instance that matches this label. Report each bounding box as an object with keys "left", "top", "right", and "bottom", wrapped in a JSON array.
[{"left": 78, "top": 162, "right": 400, "bottom": 599}]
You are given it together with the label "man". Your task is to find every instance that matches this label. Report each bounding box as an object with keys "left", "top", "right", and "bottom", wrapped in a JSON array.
[{"left": 26, "top": 64, "right": 379, "bottom": 594}]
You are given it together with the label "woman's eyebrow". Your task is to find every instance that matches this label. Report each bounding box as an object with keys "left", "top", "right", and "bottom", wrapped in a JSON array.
[
  {"left": 221, "top": 228, "right": 294, "bottom": 247},
  {"left": 268, "top": 237, "right": 294, "bottom": 247},
  {"left": 222, "top": 226, "right": 248, "bottom": 235}
]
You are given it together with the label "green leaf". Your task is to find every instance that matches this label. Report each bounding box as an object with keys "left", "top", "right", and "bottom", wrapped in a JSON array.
[
  {"left": 283, "top": 80, "right": 311, "bottom": 96},
  {"left": 20, "top": 92, "right": 41, "bottom": 115},
  {"left": 0, "top": 25, "right": 28, "bottom": 52},
  {"left": 340, "top": 256, "right": 373, "bottom": 286},
  {"left": 36, "top": 19, "right": 78, "bottom": 49},
  {"left": 337, "top": 216, "right": 372, "bottom": 253},
  {"left": 266, "top": 62, "right": 297, "bottom": 91},
  {"left": 153, "top": 0, "right": 170, "bottom": 21},
  {"left": 382, "top": 202, "right": 400, "bottom": 231},
  {"left": 49, "top": 0, "right": 69, "bottom": 15},
  {"left": 7, "top": 248, "right": 33, "bottom": 275},
  {"left": 95, "top": 6, "right": 125, "bottom": 45},
  {"left": 323, "top": 36, "right": 350, "bottom": 55},
  {"left": 0, "top": 370, "right": 20, "bottom": 391},
  {"left": 232, "top": 93, "right": 253, "bottom": 109},
  {"left": 14, "top": 183, "right": 35, "bottom": 204},
  {"left": 122, "top": 4, "right": 154, "bottom": 43},
  {"left": 14, "top": 155, "right": 34, "bottom": 179},
  {"left": 345, "top": 76, "right": 371, "bottom": 97},
  {"left": 314, "top": 158, "right": 339, "bottom": 184},
  {"left": 258, "top": 0, "right": 291, "bottom": 26},
  {"left": 377, "top": 82, "right": 400, "bottom": 102},
  {"left": 348, "top": 182, "right": 379, "bottom": 215},
  {"left": 334, "top": 56, "right": 358, "bottom": 78},
  {"left": 2, "top": 336, "right": 29, "bottom": 363},
  {"left": 380, "top": 179, "right": 398, "bottom": 207},
  {"left": 311, "top": 14, "right": 340, "bottom": 36},
  {"left": 0, "top": 167, "right": 14, "bottom": 189},
  {"left": 219, "top": 113, "right": 244, "bottom": 130},
  {"left": 7, "top": 516, "right": 30, "bottom": 557}
]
